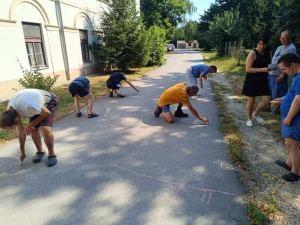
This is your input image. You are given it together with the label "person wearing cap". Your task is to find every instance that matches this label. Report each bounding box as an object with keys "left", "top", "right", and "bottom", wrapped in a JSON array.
[
  {"left": 106, "top": 72, "right": 139, "bottom": 98},
  {"left": 186, "top": 64, "right": 217, "bottom": 89},
  {"left": 154, "top": 82, "right": 209, "bottom": 123},
  {"left": 0, "top": 89, "right": 59, "bottom": 167},
  {"left": 68, "top": 76, "right": 98, "bottom": 118}
]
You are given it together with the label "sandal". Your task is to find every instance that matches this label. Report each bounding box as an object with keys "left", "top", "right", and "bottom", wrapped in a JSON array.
[
  {"left": 76, "top": 112, "right": 82, "bottom": 117},
  {"left": 282, "top": 172, "right": 300, "bottom": 182},
  {"left": 88, "top": 112, "right": 99, "bottom": 118},
  {"left": 275, "top": 160, "right": 291, "bottom": 171}
]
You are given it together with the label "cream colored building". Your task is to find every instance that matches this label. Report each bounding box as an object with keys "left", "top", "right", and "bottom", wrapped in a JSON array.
[
  {"left": 0, "top": 0, "right": 140, "bottom": 101},
  {"left": 177, "top": 40, "right": 199, "bottom": 49}
]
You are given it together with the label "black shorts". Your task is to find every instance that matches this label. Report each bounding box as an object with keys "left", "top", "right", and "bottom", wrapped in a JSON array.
[
  {"left": 69, "top": 81, "right": 89, "bottom": 97},
  {"left": 106, "top": 81, "right": 122, "bottom": 90},
  {"left": 29, "top": 93, "right": 59, "bottom": 128}
]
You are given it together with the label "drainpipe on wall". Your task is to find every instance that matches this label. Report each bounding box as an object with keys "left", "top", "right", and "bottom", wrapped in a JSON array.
[{"left": 55, "top": 0, "right": 70, "bottom": 80}]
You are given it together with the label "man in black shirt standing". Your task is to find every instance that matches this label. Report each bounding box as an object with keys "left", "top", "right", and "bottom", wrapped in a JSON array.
[{"left": 106, "top": 72, "right": 139, "bottom": 98}]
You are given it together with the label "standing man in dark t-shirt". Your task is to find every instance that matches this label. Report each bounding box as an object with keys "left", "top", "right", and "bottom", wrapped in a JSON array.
[
  {"left": 106, "top": 72, "right": 139, "bottom": 98},
  {"left": 68, "top": 76, "right": 98, "bottom": 118}
]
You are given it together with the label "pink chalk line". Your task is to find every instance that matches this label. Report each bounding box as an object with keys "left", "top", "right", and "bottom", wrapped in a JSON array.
[{"left": 112, "top": 164, "right": 238, "bottom": 204}]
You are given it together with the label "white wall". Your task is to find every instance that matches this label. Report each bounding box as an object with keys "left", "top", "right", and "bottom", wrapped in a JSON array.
[{"left": 0, "top": 0, "right": 111, "bottom": 100}]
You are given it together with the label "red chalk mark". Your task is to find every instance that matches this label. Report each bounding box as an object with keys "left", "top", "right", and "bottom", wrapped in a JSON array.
[{"left": 112, "top": 164, "right": 237, "bottom": 204}]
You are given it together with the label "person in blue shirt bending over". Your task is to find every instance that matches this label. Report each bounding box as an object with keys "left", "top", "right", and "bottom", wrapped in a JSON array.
[
  {"left": 68, "top": 76, "right": 98, "bottom": 118},
  {"left": 186, "top": 64, "right": 217, "bottom": 90}
]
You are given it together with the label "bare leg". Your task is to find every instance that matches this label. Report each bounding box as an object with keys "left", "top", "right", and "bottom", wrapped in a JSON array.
[
  {"left": 31, "top": 128, "right": 45, "bottom": 153},
  {"left": 88, "top": 95, "right": 94, "bottom": 114},
  {"left": 246, "top": 97, "right": 255, "bottom": 120},
  {"left": 253, "top": 95, "right": 271, "bottom": 116},
  {"left": 285, "top": 138, "right": 300, "bottom": 175},
  {"left": 74, "top": 95, "right": 80, "bottom": 113},
  {"left": 162, "top": 111, "right": 174, "bottom": 123},
  {"left": 41, "top": 126, "right": 55, "bottom": 156}
]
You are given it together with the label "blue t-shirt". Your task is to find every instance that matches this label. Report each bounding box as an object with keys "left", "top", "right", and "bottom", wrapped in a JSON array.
[
  {"left": 73, "top": 76, "right": 90, "bottom": 88},
  {"left": 191, "top": 64, "right": 210, "bottom": 78},
  {"left": 281, "top": 72, "right": 300, "bottom": 117}
]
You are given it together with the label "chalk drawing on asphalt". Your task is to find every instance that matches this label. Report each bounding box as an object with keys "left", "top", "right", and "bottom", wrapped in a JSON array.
[{"left": 113, "top": 164, "right": 237, "bottom": 205}]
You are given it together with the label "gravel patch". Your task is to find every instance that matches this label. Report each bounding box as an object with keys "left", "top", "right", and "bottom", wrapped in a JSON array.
[{"left": 210, "top": 72, "right": 300, "bottom": 225}]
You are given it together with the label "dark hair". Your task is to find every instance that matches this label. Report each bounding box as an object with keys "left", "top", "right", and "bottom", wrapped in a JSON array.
[
  {"left": 278, "top": 53, "right": 300, "bottom": 67},
  {"left": 210, "top": 65, "right": 217, "bottom": 72},
  {"left": 0, "top": 109, "right": 18, "bottom": 129},
  {"left": 257, "top": 34, "right": 270, "bottom": 45},
  {"left": 187, "top": 85, "right": 199, "bottom": 93}
]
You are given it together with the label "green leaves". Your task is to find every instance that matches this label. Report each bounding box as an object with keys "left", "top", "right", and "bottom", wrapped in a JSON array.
[
  {"left": 17, "top": 67, "right": 59, "bottom": 91},
  {"left": 92, "top": 0, "right": 149, "bottom": 71}
]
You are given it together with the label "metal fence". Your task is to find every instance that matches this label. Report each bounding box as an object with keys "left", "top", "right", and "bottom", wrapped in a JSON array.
[{"left": 224, "top": 39, "right": 244, "bottom": 64}]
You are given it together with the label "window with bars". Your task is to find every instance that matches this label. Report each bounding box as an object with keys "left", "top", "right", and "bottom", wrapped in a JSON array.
[
  {"left": 79, "top": 29, "right": 90, "bottom": 62},
  {"left": 22, "top": 22, "right": 47, "bottom": 68}
]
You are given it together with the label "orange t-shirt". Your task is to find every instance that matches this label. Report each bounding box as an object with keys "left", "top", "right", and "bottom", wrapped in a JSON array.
[{"left": 158, "top": 82, "right": 190, "bottom": 107}]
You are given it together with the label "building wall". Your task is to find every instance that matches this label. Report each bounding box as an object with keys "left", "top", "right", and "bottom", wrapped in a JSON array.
[{"left": 0, "top": 0, "right": 114, "bottom": 101}]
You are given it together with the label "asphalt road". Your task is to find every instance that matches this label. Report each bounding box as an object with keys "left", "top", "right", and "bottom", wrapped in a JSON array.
[{"left": 0, "top": 49, "right": 249, "bottom": 225}]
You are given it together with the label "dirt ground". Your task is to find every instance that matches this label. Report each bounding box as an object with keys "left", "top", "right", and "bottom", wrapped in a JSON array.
[{"left": 210, "top": 72, "right": 300, "bottom": 225}]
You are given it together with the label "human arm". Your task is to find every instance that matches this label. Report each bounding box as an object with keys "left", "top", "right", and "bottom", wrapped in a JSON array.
[
  {"left": 283, "top": 95, "right": 300, "bottom": 126},
  {"left": 125, "top": 80, "right": 139, "bottom": 92},
  {"left": 246, "top": 51, "right": 269, "bottom": 73},
  {"left": 87, "top": 83, "right": 91, "bottom": 93},
  {"left": 16, "top": 122, "right": 26, "bottom": 161},
  {"left": 199, "top": 73, "right": 205, "bottom": 89},
  {"left": 23, "top": 107, "right": 50, "bottom": 135},
  {"left": 186, "top": 104, "right": 209, "bottom": 123},
  {"left": 276, "top": 72, "right": 287, "bottom": 83},
  {"left": 272, "top": 97, "right": 284, "bottom": 107}
]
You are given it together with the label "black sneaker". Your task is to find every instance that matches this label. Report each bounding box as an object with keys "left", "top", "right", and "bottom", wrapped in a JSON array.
[
  {"left": 48, "top": 155, "right": 57, "bottom": 167},
  {"left": 117, "top": 94, "right": 125, "bottom": 98},
  {"left": 32, "top": 152, "right": 45, "bottom": 163},
  {"left": 154, "top": 106, "right": 162, "bottom": 118},
  {"left": 174, "top": 110, "right": 188, "bottom": 117},
  {"left": 109, "top": 91, "right": 113, "bottom": 97}
]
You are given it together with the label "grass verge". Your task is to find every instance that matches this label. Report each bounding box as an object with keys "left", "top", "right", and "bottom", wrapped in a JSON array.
[{"left": 0, "top": 66, "right": 158, "bottom": 145}]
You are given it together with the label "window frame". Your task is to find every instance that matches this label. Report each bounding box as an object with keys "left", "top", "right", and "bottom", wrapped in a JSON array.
[
  {"left": 22, "top": 22, "right": 47, "bottom": 69},
  {"left": 79, "top": 29, "right": 90, "bottom": 62}
]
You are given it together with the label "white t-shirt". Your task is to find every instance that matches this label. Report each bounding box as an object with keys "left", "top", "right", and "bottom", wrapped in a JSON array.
[{"left": 8, "top": 89, "right": 51, "bottom": 118}]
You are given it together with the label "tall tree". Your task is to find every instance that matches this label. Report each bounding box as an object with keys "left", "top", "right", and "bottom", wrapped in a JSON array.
[
  {"left": 140, "top": 0, "right": 195, "bottom": 40},
  {"left": 92, "top": 0, "right": 149, "bottom": 71},
  {"left": 208, "top": 9, "right": 241, "bottom": 55},
  {"left": 184, "top": 21, "right": 197, "bottom": 44},
  {"left": 272, "top": 0, "right": 300, "bottom": 53}
]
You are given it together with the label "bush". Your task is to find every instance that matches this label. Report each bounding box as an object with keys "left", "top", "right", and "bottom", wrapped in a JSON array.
[
  {"left": 17, "top": 67, "right": 59, "bottom": 91},
  {"left": 147, "top": 25, "right": 167, "bottom": 66}
]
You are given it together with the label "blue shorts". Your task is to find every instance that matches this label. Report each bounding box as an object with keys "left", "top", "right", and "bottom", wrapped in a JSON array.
[
  {"left": 160, "top": 105, "right": 170, "bottom": 113},
  {"left": 268, "top": 75, "right": 289, "bottom": 99},
  {"left": 69, "top": 81, "right": 89, "bottom": 97}
]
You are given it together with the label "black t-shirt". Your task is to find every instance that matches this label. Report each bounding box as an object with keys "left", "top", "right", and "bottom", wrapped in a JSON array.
[{"left": 107, "top": 72, "right": 127, "bottom": 84}]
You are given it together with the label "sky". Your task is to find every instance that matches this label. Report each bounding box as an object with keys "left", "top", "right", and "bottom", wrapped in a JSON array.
[{"left": 187, "top": 0, "right": 216, "bottom": 21}]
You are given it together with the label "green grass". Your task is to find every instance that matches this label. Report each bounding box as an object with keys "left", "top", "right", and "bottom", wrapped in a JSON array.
[{"left": 0, "top": 66, "right": 158, "bottom": 145}]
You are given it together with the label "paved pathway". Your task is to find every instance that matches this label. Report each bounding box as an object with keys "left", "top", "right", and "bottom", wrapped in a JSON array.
[{"left": 0, "top": 49, "right": 249, "bottom": 225}]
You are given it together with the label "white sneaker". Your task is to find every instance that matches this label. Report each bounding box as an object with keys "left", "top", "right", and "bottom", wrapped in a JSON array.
[
  {"left": 246, "top": 120, "right": 253, "bottom": 127},
  {"left": 252, "top": 114, "right": 264, "bottom": 124}
]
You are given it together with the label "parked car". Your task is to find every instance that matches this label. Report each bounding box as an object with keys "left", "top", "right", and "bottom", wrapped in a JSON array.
[
  {"left": 169, "top": 44, "right": 175, "bottom": 49},
  {"left": 166, "top": 44, "right": 174, "bottom": 52}
]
